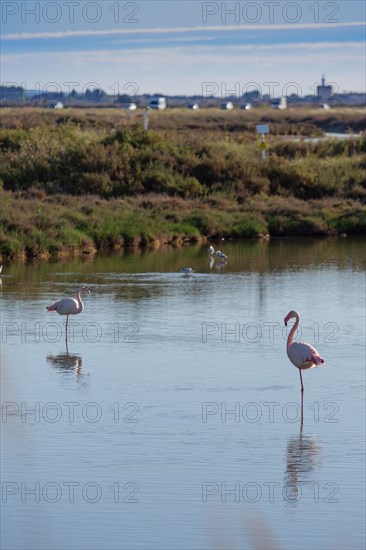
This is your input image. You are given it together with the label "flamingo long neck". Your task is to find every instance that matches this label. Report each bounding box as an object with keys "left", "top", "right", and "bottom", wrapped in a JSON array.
[
  {"left": 287, "top": 312, "right": 300, "bottom": 349},
  {"left": 76, "top": 291, "right": 84, "bottom": 313}
]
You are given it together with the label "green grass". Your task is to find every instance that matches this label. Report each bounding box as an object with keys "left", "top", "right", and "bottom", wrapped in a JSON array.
[
  {"left": 1, "top": 107, "right": 365, "bottom": 260},
  {"left": 2, "top": 190, "right": 366, "bottom": 260}
]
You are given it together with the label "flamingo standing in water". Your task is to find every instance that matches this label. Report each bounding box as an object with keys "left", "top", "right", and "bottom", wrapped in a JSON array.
[
  {"left": 47, "top": 287, "right": 91, "bottom": 341},
  {"left": 284, "top": 310, "right": 324, "bottom": 394}
]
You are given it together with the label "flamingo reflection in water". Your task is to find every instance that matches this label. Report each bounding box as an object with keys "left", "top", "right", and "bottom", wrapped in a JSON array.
[
  {"left": 215, "top": 260, "right": 227, "bottom": 271},
  {"left": 284, "top": 421, "right": 321, "bottom": 507},
  {"left": 206, "top": 507, "right": 282, "bottom": 550},
  {"left": 46, "top": 352, "right": 83, "bottom": 378}
]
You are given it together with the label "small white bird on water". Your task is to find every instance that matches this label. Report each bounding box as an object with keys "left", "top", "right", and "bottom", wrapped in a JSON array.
[
  {"left": 208, "top": 246, "right": 228, "bottom": 260},
  {"left": 215, "top": 250, "right": 227, "bottom": 260},
  {"left": 47, "top": 286, "right": 91, "bottom": 340},
  {"left": 180, "top": 267, "right": 194, "bottom": 275}
]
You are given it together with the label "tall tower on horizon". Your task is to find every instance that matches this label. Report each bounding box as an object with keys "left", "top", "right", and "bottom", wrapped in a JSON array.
[{"left": 317, "top": 75, "right": 333, "bottom": 103}]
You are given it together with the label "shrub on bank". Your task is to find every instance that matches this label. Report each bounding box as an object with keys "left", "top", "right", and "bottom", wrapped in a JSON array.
[{"left": 1, "top": 123, "right": 364, "bottom": 202}]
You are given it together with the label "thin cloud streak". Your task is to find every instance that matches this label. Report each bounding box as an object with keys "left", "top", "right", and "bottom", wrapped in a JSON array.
[
  {"left": 103, "top": 36, "right": 218, "bottom": 45},
  {"left": 3, "top": 21, "right": 365, "bottom": 41},
  {"left": 3, "top": 41, "right": 364, "bottom": 62},
  {"left": 229, "top": 41, "right": 365, "bottom": 51}
]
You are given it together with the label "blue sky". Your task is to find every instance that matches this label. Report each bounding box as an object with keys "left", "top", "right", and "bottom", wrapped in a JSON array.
[{"left": 2, "top": 1, "right": 365, "bottom": 97}]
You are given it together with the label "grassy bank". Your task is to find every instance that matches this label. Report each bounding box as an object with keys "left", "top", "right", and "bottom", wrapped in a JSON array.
[
  {"left": 2, "top": 191, "right": 366, "bottom": 260},
  {"left": 1, "top": 108, "right": 365, "bottom": 260}
]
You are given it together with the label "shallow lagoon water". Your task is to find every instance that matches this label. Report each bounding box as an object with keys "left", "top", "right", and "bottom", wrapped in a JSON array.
[{"left": 1, "top": 238, "right": 365, "bottom": 550}]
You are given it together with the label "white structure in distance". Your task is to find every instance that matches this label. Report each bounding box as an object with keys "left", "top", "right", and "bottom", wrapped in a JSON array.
[
  {"left": 123, "top": 103, "right": 137, "bottom": 111},
  {"left": 149, "top": 97, "right": 167, "bottom": 110}
]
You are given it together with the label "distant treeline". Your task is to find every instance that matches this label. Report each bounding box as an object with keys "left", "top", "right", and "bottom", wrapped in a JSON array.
[{"left": 1, "top": 85, "right": 365, "bottom": 107}]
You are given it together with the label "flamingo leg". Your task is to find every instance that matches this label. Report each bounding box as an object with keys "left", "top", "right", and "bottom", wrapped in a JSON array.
[
  {"left": 299, "top": 369, "right": 304, "bottom": 393},
  {"left": 299, "top": 369, "right": 304, "bottom": 420},
  {"left": 65, "top": 315, "right": 69, "bottom": 342},
  {"left": 300, "top": 389, "right": 304, "bottom": 422}
]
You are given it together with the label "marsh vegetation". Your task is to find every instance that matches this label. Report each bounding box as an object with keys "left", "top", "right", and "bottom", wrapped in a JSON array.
[{"left": 1, "top": 107, "right": 365, "bottom": 260}]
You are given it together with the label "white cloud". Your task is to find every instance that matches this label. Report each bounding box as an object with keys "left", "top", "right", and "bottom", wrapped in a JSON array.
[
  {"left": 102, "top": 35, "right": 217, "bottom": 45},
  {"left": 2, "top": 21, "right": 365, "bottom": 40},
  {"left": 3, "top": 41, "right": 365, "bottom": 62}
]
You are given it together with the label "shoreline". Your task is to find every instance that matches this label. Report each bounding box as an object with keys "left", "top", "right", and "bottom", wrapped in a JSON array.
[
  {"left": 1, "top": 233, "right": 359, "bottom": 264},
  {"left": 1, "top": 191, "right": 365, "bottom": 263}
]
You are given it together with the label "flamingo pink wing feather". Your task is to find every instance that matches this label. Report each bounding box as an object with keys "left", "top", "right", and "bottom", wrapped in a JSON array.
[
  {"left": 47, "top": 298, "right": 80, "bottom": 315},
  {"left": 288, "top": 342, "right": 324, "bottom": 369}
]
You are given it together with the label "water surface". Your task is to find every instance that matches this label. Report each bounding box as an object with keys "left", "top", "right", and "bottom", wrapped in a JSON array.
[{"left": 1, "top": 238, "right": 365, "bottom": 550}]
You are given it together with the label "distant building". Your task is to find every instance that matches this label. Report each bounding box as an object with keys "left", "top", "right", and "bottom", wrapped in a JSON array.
[
  {"left": 122, "top": 103, "right": 137, "bottom": 111},
  {"left": 271, "top": 96, "right": 287, "bottom": 110},
  {"left": 317, "top": 75, "right": 333, "bottom": 103},
  {"left": 149, "top": 97, "right": 166, "bottom": 110}
]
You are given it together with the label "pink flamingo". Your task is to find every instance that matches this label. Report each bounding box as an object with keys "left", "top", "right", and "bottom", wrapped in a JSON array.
[
  {"left": 284, "top": 310, "right": 324, "bottom": 394},
  {"left": 47, "top": 287, "right": 91, "bottom": 341}
]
